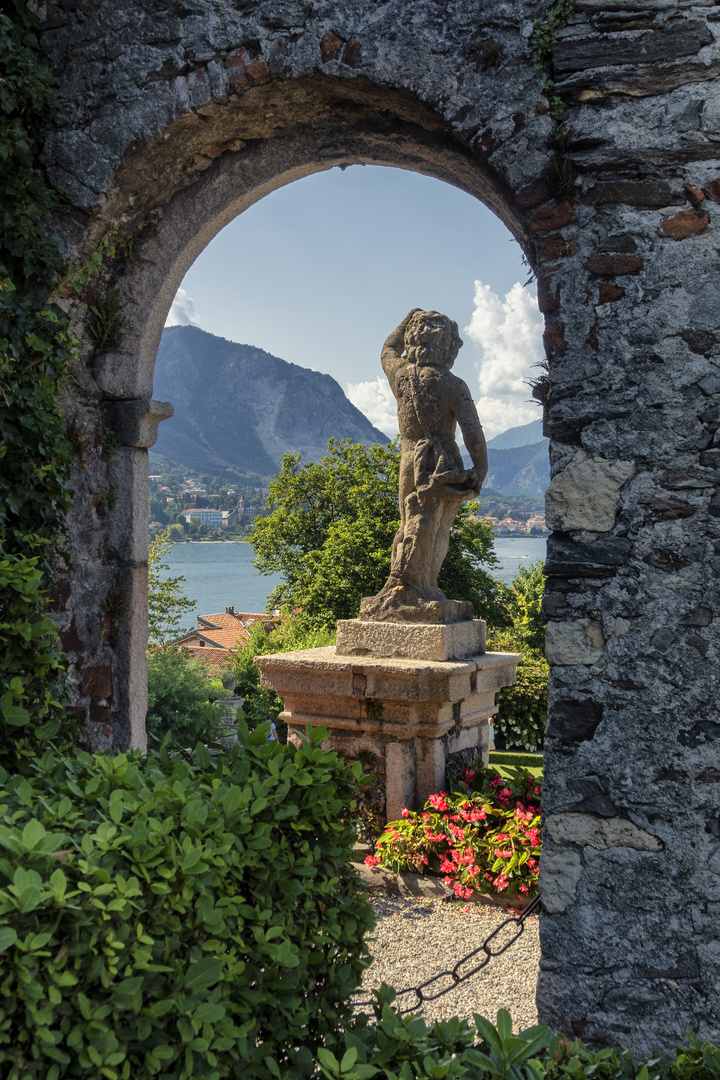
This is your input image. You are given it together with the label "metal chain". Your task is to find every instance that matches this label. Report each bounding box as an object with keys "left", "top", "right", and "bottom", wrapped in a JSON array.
[{"left": 353, "top": 894, "right": 541, "bottom": 1015}]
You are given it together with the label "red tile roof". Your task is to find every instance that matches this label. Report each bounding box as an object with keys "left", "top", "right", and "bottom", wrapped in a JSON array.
[{"left": 174, "top": 611, "right": 278, "bottom": 652}]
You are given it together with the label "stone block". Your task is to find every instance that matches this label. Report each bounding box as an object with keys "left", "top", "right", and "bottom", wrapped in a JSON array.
[
  {"left": 546, "top": 813, "right": 663, "bottom": 852},
  {"left": 336, "top": 618, "right": 486, "bottom": 661},
  {"left": 545, "top": 452, "right": 635, "bottom": 532},
  {"left": 539, "top": 847, "right": 584, "bottom": 914},
  {"left": 545, "top": 619, "right": 604, "bottom": 665}
]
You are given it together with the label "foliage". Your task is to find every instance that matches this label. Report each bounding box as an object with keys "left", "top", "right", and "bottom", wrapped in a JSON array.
[
  {"left": 369, "top": 764, "right": 541, "bottom": 900},
  {"left": 230, "top": 616, "right": 336, "bottom": 741},
  {"left": 147, "top": 529, "right": 196, "bottom": 647},
  {"left": 251, "top": 439, "right": 510, "bottom": 632},
  {"left": 0, "top": 3, "right": 77, "bottom": 768},
  {"left": 531, "top": 0, "right": 576, "bottom": 118},
  {"left": 493, "top": 657, "right": 548, "bottom": 752},
  {"left": 321, "top": 1000, "right": 720, "bottom": 1080},
  {"left": 0, "top": 724, "right": 374, "bottom": 1080},
  {"left": 506, "top": 561, "right": 545, "bottom": 655},
  {"left": 146, "top": 648, "right": 224, "bottom": 751},
  {"left": 487, "top": 561, "right": 548, "bottom": 752}
]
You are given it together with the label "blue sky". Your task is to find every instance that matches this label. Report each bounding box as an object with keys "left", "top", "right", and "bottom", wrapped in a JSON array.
[{"left": 166, "top": 165, "right": 544, "bottom": 439}]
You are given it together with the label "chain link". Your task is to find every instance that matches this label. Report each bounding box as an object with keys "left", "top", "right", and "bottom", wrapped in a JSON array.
[{"left": 353, "top": 894, "right": 541, "bottom": 1014}]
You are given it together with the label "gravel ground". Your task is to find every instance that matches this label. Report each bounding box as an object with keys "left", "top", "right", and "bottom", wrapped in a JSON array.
[{"left": 353, "top": 895, "right": 540, "bottom": 1033}]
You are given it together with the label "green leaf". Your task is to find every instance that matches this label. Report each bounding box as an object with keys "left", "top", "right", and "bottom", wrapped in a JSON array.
[
  {"left": 0, "top": 926, "right": 17, "bottom": 951},
  {"left": 22, "top": 818, "right": 46, "bottom": 850},
  {"left": 3, "top": 705, "right": 30, "bottom": 727},
  {"left": 185, "top": 957, "right": 224, "bottom": 990}
]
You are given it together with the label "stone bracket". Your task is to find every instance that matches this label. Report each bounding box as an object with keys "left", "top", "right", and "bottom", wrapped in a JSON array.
[{"left": 104, "top": 398, "right": 174, "bottom": 449}]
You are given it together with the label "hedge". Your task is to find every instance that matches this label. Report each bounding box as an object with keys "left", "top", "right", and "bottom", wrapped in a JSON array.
[{"left": 0, "top": 724, "right": 374, "bottom": 1080}]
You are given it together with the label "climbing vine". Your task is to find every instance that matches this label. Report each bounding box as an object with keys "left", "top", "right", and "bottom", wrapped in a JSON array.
[
  {"left": 0, "top": 2, "right": 76, "bottom": 769},
  {"left": 531, "top": 0, "right": 576, "bottom": 118}
]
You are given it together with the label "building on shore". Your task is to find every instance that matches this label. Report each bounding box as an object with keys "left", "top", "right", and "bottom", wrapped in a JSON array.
[{"left": 174, "top": 607, "right": 278, "bottom": 672}]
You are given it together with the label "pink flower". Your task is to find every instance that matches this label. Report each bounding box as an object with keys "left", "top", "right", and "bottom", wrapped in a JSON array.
[
  {"left": 463, "top": 769, "right": 476, "bottom": 783},
  {"left": 429, "top": 793, "right": 449, "bottom": 811},
  {"left": 490, "top": 776, "right": 503, "bottom": 789},
  {"left": 401, "top": 808, "right": 411, "bottom": 818},
  {"left": 440, "top": 858, "right": 455, "bottom": 873},
  {"left": 519, "top": 884, "right": 529, "bottom": 894},
  {"left": 364, "top": 855, "right": 381, "bottom": 868},
  {"left": 496, "top": 832, "right": 509, "bottom": 842},
  {"left": 493, "top": 874, "right": 510, "bottom": 891}
]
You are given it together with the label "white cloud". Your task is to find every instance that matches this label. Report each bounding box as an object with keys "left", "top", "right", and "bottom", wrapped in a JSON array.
[
  {"left": 465, "top": 281, "right": 544, "bottom": 439},
  {"left": 165, "top": 288, "right": 201, "bottom": 327},
  {"left": 345, "top": 376, "right": 398, "bottom": 438}
]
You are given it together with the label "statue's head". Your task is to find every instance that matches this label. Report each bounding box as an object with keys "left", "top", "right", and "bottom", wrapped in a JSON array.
[{"left": 404, "top": 310, "right": 463, "bottom": 369}]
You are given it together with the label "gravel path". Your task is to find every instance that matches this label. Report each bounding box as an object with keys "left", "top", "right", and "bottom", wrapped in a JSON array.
[{"left": 353, "top": 896, "right": 540, "bottom": 1033}]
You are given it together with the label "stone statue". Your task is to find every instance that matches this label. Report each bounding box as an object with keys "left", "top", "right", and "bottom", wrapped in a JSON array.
[{"left": 360, "top": 308, "right": 488, "bottom": 624}]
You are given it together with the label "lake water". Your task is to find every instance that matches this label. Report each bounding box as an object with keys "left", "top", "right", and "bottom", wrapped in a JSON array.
[{"left": 165, "top": 536, "right": 548, "bottom": 620}]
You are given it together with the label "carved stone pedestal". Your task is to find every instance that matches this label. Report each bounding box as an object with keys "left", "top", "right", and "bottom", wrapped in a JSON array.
[{"left": 255, "top": 645, "right": 520, "bottom": 822}]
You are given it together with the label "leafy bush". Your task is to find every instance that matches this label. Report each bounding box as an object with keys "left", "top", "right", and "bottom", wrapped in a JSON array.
[
  {"left": 368, "top": 765, "right": 541, "bottom": 900},
  {"left": 146, "top": 648, "right": 224, "bottom": 750},
  {"left": 493, "top": 656, "right": 548, "bottom": 752},
  {"left": 321, "top": 1000, "right": 720, "bottom": 1080},
  {"left": 0, "top": 724, "right": 373, "bottom": 1080}
]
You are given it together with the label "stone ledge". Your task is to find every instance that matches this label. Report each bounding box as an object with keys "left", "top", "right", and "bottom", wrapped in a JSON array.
[{"left": 353, "top": 861, "right": 532, "bottom": 909}]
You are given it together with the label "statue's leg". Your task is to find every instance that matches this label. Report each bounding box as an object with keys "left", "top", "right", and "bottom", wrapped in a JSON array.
[
  {"left": 389, "top": 451, "right": 416, "bottom": 577},
  {"left": 428, "top": 495, "right": 463, "bottom": 589}
]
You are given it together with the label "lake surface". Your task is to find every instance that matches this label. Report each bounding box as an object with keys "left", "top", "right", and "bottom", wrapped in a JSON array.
[{"left": 166, "top": 536, "right": 548, "bottom": 621}]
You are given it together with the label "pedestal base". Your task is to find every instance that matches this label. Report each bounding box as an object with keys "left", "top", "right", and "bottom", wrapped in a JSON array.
[
  {"left": 336, "top": 618, "right": 486, "bottom": 661},
  {"left": 255, "top": 646, "right": 520, "bottom": 822}
]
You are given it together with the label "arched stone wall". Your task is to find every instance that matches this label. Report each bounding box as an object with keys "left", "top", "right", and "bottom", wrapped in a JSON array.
[{"left": 38, "top": 0, "right": 720, "bottom": 1053}]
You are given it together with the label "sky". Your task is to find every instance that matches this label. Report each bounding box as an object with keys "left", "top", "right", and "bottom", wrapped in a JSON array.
[{"left": 165, "top": 164, "right": 544, "bottom": 440}]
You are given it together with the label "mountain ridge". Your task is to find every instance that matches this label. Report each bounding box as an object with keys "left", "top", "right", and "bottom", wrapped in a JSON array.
[{"left": 153, "top": 326, "right": 389, "bottom": 475}]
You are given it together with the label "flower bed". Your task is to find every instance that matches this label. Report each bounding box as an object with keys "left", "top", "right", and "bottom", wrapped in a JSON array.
[{"left": 366, "top": 765, "right": 541, "bottom": 900}]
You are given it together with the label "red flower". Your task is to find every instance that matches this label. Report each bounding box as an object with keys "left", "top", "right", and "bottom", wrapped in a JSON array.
[
  {"left": 364, "top": 855, "right": 381, "bottom": 868},
  {"left": 428, "top": 793, "right": 449, "bottom": 811},
  {"left": 401, "top": 808, "right": 411, "bottom": 818},
  {"left": 493, "top": 874, "right": 510, "bottom": 891},
  {"left": 490, "top": 776, "right": 504, "bottom": 789},
  {"left": 463, "top": 769, "right": 476, "bottom": 783}
]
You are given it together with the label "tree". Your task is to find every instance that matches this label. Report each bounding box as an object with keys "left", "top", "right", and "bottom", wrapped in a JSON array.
[
  {"left": 147, "top": 528, "right": 196, "bottom": 646},
  {"left": 250, "top": 438, "right": 511, "bottom": 631},
  {"left": 509, "top": 559, "right": 546, "bottom": 655}
]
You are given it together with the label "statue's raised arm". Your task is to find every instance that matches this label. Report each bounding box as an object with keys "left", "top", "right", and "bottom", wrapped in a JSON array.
[{"left": 380, "top": 308, "right": 421, "bottom": 396}]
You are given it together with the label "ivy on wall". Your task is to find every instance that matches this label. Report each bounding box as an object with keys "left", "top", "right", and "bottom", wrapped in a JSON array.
[
  {"left": 531, "top": 0, "right": 576, "bottom": 118},
  {"left": 0, "top": 2, "right": 76, "bottom": 769}
]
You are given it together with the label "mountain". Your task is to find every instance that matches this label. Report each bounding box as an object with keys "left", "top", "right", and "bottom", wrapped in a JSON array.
[
  {"left": 152, "top": 326, "right": 389, "bottom": 475},
  {"left": 484, "top": 441, "right": 549, "bottom": 500},
  {"left": 462, "top": 418, "right": 549, "bottom": 500},
  {"left": 486, "top": 417, "right": 544, "bottom": 450}
]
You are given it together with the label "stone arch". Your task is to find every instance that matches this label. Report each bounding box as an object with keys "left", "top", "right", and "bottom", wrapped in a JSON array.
[{"left": 40, "top": 0, "right": 720, "bottom": 1053}]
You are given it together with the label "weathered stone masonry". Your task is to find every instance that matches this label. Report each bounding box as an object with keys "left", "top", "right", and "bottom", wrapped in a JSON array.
[{"left": 37, "top": 0, "right": 720, "bottom": 1053}]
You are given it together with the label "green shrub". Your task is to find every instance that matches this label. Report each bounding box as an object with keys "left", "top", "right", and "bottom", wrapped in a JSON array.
[
  {"left": 493, "top": 656, "right": 548, "bottom": 752},
  {"left": 369, "top": 765, "right": 541, "bottom": 900},
  {"left": 146, "top": 648, "right": 224, "bottom": 750},
  {"left": 0, "top": 724, "right": 373, "bottom": 1080},
  {"left": 321, "top": 1000, "right": 720, "bottom": 1080}
]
